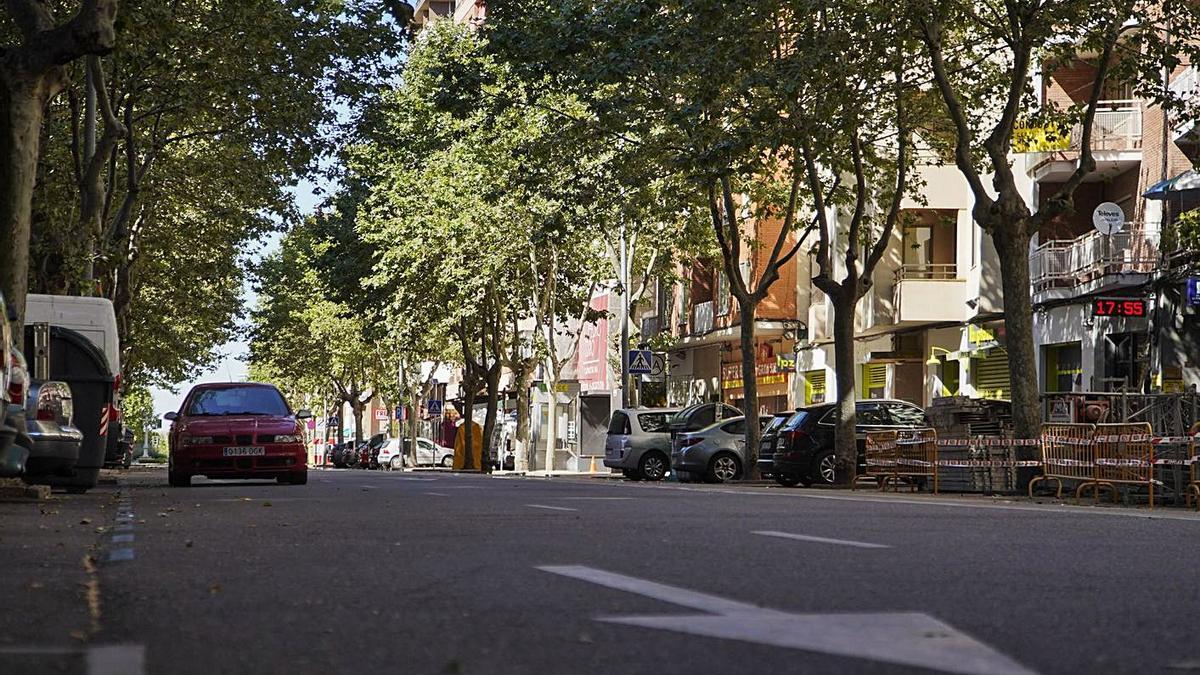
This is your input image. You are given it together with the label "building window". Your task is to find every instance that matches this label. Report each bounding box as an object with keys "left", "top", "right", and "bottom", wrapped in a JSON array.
[
  {"left": 716, "top": 269, "right": 730, "bottom": 317},
  {"left": 1103, "top": 332, "right": 1148, "bottom": 392},
  {"left": 1044, "top": 343, "right": 1083, "bottom": 393}
]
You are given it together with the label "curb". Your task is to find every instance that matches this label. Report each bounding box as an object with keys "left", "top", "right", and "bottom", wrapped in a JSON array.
[{"left": 0, "top": 481, "right": 52, "bottom": 502}]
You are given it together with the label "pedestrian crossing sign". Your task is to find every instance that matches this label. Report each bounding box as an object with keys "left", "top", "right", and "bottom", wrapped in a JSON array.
[{"left": 628, "top": 349, "right": 653, "bottom": 374}]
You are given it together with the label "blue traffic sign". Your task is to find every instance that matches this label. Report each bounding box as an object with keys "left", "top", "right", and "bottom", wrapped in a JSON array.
[
  {"left": 628, "top": 349, "right": 653, "bottom": 375},
  {"left": 1188, "top": 277, "right": 1200, "bottom": 307},
  {"left": 427, "top": 400, "right": 444, "bottom": 416}
]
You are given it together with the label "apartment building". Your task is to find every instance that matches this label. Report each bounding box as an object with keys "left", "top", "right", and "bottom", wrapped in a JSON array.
[
  {"left": 411, "top": 0, "right": 485, "bottom": 31},
  {"left": 1024, "top": 56, "right": 1199, "bottom": 395}
]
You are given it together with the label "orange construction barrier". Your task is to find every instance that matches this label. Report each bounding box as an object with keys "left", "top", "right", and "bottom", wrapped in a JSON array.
[
  {"left": 1091, "top": 423, "right": 1156, "bottom": 508},
  {"left": 894, "top": 428, "right": 939, "bottom": 494},
  {"left": 1030, "top": 423, "right": 1096, "bottom": 499},
  {"left": 855, "top": 431, "right": 898, "bottom": 490}
]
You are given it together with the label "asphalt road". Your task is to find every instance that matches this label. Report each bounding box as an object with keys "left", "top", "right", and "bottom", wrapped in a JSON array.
[{"left": 3, "top": 468, "right": 1199, "bottom": 675}]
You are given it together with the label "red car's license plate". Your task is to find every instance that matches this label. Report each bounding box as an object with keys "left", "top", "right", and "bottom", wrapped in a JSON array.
[{"left": 223, "top": 447, "right": 265, "bottom": 457}]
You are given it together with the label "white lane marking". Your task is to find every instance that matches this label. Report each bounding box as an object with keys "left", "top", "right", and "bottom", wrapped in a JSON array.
[
  {"left": 107, "top": 548, "right": 134, "bottom": 562},
  {"left": 360, "top": 485, "right": 376, "bottom": 490},
  {"left": 87, "top": 644, "right": 146, "bottom": 675},
  {"left": 525, "top": 504, "right": 578, "bottom": 512},
  {"left": 539, "top": 566, "right": 1033, "bottom": 675},
  {"left": 392, "top": 477, "right": 438, "bottom": 482},
  {"left": 424, "top": 492, "right": 450, "bottom": 497},
  {"left": 538, "top": 565, "right": 764, "bottom": 615},
  {"left": 560, "top": 497, "right": 634, "bottom": 501},
  {"left": 753, "top": 530, "right": 890, "bottom": 549},
  {"left": 110, "top": 534, "right": 135, "bottom": 544}
]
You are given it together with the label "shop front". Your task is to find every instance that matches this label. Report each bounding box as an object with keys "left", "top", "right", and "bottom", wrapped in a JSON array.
[{"left": 721, "top": 352, "right": 793, "bottom": 414}]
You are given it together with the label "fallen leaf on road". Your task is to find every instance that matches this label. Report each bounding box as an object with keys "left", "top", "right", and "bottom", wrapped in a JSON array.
[
  {"left": 69, "top": 630, "right": 87, "bottom": 642},
  {"left": 185, "top": 540, "right": 194, "bottom": 548},
  {"left": 157, "top": 512, "right": 169, "bottom": 517},
  {"left": 29, "top": 581, "right": 43, "bottom": 589},
  {"left": 94, "top": 527, "right": 106, "bottom": 534},
  {"left": 79, "top": 518, "right": 92, "bottom": 525},
  {"left": 209, "top": 583, "right": 222, "bottom": 594},
  {"left": 262, "top": 502, "right": 272, "bottom": 507},
  {"left": 239, "top": 497, "right": 252, "bottom": 501}
]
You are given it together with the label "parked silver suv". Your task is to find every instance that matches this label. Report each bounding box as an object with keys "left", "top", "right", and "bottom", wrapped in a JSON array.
[{"left": 603, "top": 407, "right": 679, "bottom": 481}]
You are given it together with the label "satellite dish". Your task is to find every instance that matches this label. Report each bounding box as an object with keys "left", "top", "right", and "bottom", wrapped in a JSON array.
[{"left": 1092, "top": 202, "right": 1125, "bottom": 235}]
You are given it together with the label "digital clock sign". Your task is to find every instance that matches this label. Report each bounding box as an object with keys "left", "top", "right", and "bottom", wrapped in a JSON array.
[{"left": 1091, "top": 298, "right": 1147, "bottom": 317}]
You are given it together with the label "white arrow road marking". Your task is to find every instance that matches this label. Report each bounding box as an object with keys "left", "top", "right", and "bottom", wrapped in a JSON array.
[
  {"left": 526, "top": 504, "right": 578, "bottom": 512},
  {"left": 538, "top": 565, "right": 1035, "bottom": 675},
  {"left": 753, "top": 530, "right": 890, "bottom": 549}
]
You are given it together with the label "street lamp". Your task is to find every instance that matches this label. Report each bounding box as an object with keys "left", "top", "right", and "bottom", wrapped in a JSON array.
[{"left": 925, "top": 347, "right": 953, "bottom": 366}]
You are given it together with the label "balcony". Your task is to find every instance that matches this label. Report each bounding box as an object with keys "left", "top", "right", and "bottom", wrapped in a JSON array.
[
  {"left": 1023, "top": 100, "right": 1142, "bottom": 182},
  {"left": 1170, "top": 67, "right": 1198, "bottom": 141},
  {"left": 1029, "top": 226, "right": 1160, "bottom": 302},
  {"left": 890, "top": 265, "right": 968, "bottom": 324}
]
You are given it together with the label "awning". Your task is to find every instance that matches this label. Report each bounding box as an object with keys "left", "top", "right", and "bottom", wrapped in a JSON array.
[{"left": 1143, "top": 169, "right": 1200, "bottom": 200}]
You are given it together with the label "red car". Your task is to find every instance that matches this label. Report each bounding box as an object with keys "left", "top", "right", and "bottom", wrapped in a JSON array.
[{"left": 165, "top": 382, "right": 312, "bottom": 487}]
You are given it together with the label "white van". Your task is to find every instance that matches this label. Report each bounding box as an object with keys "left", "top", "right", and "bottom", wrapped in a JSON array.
[
  {"left": 25, "top": 294, "right": 121, "bottom": 380},
  {"left": 23, "top": 294, "right": 122, "bottom": 490}
]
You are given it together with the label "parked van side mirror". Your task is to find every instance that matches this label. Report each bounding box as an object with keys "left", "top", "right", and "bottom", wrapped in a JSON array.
[
  {"left": 163, "top": 411, "right": 178, "bottom": 421},
  {"left": 296, "top": 409, "right": 313, "bottom": 420}
]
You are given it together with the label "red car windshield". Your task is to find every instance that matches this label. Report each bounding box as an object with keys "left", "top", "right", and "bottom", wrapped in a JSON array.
[{"left": 185, "top": 386, "right": 289, "bottom": 416}]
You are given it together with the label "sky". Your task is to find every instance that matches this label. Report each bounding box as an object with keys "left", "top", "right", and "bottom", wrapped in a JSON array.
[{"left": 147, "top": 178, "right": 324, "bottom": 420}]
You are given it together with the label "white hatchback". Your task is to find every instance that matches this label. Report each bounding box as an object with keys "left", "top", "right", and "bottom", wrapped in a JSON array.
[{"left": 378, "top": 437, "right": 455, "bottom": 470}]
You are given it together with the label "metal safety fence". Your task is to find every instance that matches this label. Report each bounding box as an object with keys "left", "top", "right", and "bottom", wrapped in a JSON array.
[
  {"left": 1189, "top": 423, "right": 1200, "bottom": 510},
  {"left": 1029, "top": 423, "right": 1098, "bottom": 500},
  {"left": 1091, "top": 423, "right": 1155, "bottom": 505},
  {"left": 857, "top": 429, "right": 938, "bottom": 493}
]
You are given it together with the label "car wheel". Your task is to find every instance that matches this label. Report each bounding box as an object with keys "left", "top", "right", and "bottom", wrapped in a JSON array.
[
  {"left": 810, "top": 450, "right": 838, "bottom": 485},
  {"left": 390, "top": 456, "right": 403, "bottom": 471},
  {"left": 706, "top": 453, "right": 741, "bottom": 484},
  {"left": 638, "top": 452, "right": 669, "bottom": 482},
  {"left": 168, "top": 470, "right": 191, "bottom": 487},
  {"left": 440, "top": 455, "right": 453, "bottom": 468},
  {"left": 774, "top": 473, "right": 802, "bottom": 488},
  {"left": 621, "top": 468, "right": 642, "bottom": 481},
  {"left": 288, "top": 471, "right": 308, "bottom": 485}
]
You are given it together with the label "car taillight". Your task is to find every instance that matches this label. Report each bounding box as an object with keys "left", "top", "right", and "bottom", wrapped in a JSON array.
[
  {"left": 8, "top": 353, "right": 24, "bottom": 403},
  {"left": 36, "top": 407, "right": 55, "bottom": 421},
  {"left": 784, "top": 428, "right": 810, "bottom": 444}
]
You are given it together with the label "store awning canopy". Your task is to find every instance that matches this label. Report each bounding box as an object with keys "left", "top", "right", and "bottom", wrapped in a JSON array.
[{"left": 1143, "top": 169, "right": 1200, "bottom": 200}]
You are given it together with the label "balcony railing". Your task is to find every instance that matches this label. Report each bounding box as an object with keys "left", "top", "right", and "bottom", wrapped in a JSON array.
[
  {"left": 691, "top": 301, "right": 714, "bottom": 335},
  {"left": 1069, "top": 100, "right": 1142, "bottom": 151},
  {"left": 1017, "top": 100, "right": 1142, "bottom": 153},
  {"left": 1170, "top": 67, "right": 1199, "bottom": 139},
  {"left": 894, "top": 263, "right": 957, "bottom": 282},
  {"left": 1029, "top": 225, "right": 1160, "bottom": 292}
]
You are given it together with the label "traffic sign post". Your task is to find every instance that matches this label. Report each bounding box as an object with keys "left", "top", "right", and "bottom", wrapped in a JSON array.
[{"left": 628, "top": 350, "right": 653, "bottom": 375}]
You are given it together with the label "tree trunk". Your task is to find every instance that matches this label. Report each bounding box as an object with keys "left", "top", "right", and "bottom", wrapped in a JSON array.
[
  {"left": 737, "top": 295, "right": 762, "bottom": 480},
  {"left": 0, "top": 74, "right": 49, "bottom": 329},
  {"left": 513, "top": 363, "right": 534, "bottom": 472},
  {"left": 992, "top": 223, "right": 1040, "bottom": 436},
  {"left": 831, "top": 293, "right": 858, "bottom": 485},
  {"left": 407, "top": 401, "right": 420, "bottom": 467},
  {"left": 482, "top": 366, "right": 500, "bottom": 474},
  {"left": 352, "top": 399, "right": 365, "bottom": 445},
  {"left": 461, "top": 387, "right": 477, "bottom": 471}
]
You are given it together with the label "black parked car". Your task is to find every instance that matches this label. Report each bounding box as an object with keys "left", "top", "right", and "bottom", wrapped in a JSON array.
[
  {"left": 768, "top": 399, "right": 929, "bottom": 487},
  {"left": 755, "top": 411, "right": 796, "bottom": 478}
]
